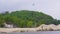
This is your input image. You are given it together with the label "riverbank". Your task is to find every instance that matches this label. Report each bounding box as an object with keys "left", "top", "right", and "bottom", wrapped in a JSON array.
[
  {"left": 1, "top": 24, "right": 60, "bottom": 33},
  {"left": 0, "top": 28, "right": 37, "bottom": 33}
]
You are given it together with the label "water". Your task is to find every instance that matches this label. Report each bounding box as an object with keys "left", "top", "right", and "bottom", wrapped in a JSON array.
[{"left": 1, "top": 31, "right": 60, "bottom": 34}]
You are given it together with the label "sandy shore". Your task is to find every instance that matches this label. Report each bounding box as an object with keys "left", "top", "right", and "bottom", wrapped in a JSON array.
[
  {"left": 0, "top": 28, "right": 37, "bottom": 33},
  {"left": 1, "top": 24, "right": 60, "bottom": 33}
]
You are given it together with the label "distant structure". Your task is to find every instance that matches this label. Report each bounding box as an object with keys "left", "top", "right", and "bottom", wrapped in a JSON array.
[
  {"left": 3, "top": 22, "right": 17, "bottom": 28},
  {"left": 4, "top": 23, "right": 14, "bottom": 28}
]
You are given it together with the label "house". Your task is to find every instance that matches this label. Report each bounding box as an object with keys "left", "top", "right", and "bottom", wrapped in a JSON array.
[{"left": 4, "top": 23, "right": 14, "bottom": 28}]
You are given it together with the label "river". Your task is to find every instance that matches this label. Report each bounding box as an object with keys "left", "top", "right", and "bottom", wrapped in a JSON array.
[{"left": 1, "top": 31, "right": 60, "bottom": 34}]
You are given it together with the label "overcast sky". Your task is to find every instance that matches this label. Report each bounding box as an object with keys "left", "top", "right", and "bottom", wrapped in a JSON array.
[{"left": 0, "top": 0, "right": 60, "bottom": 19}]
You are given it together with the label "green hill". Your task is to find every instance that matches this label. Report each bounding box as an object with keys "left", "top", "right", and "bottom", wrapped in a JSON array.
[{"left": 0, "top": 10, "right": 60, "bottom": 28}]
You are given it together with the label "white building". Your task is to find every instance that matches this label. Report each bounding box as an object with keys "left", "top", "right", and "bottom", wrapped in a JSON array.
[{"left": 4, "top": 23, "right": 14, "bottom": 28}]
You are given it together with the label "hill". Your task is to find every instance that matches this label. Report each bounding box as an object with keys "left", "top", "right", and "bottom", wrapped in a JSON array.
[{"left": 0, "top": 10, "right": 60, "bottom": 28}]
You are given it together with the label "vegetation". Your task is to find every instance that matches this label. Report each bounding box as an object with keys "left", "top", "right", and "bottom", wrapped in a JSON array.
[{"left": 0, "top": 10, "right": 60, "bottom": 28}]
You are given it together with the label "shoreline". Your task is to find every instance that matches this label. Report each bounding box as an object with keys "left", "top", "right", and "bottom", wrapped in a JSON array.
[
  {"left": 0, "top": 28, "right": 59, "bottom": 33},
  {"left": 0, "top": 24, "right": 60, "bottom": 33},
  {"left": 0, "top": 28, "right": 37, "bottom": 33}
]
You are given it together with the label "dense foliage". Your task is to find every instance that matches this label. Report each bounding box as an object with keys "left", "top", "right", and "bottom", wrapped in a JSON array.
[{"left": 0, "top": 10, "right": 60, "bottom": 28}]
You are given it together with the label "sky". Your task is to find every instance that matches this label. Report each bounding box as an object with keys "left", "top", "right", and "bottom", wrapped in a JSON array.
[{"left": 0, "top": 0, "right": 60, "bottom": 20}]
